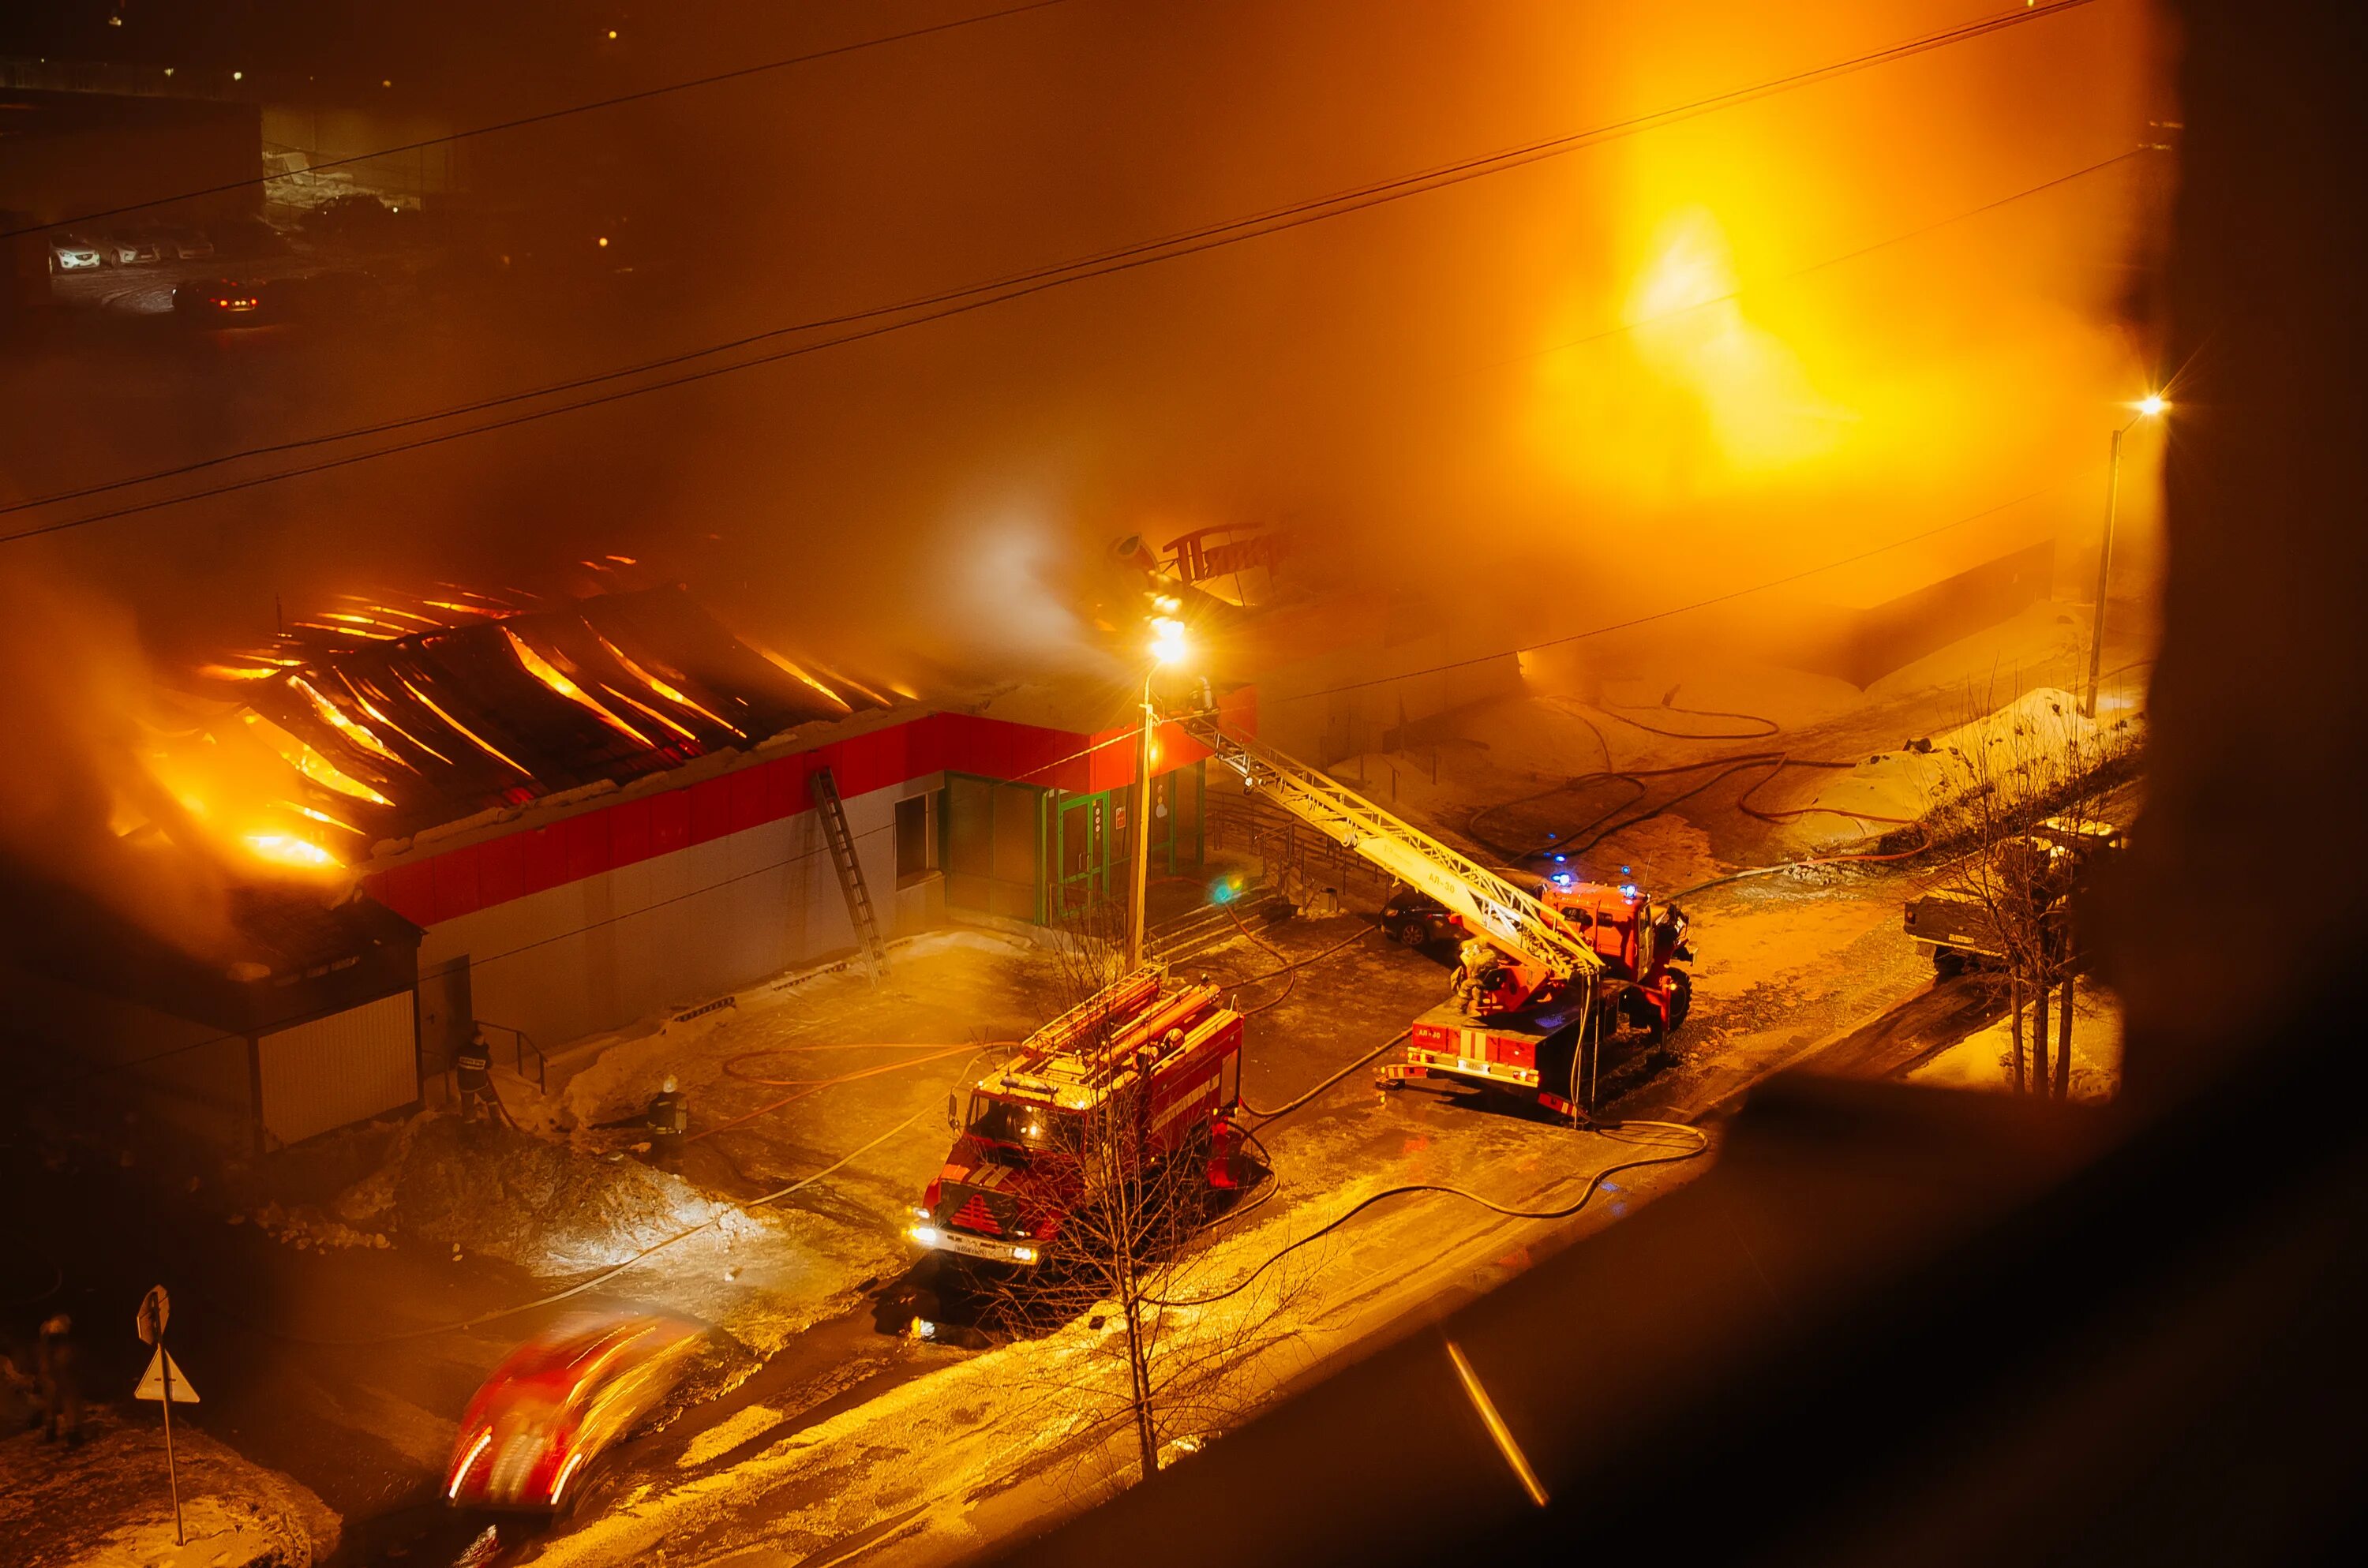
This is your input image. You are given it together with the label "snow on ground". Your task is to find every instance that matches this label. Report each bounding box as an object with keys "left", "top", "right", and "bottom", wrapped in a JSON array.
[
  {"left": 529, "top": 1110, "right": 1713, "bottom": 1568},
  {"left": 1778, "top": 685, "right": 2138, "bottom": 851},
  {"left": 1681, "top": 884, "right": 1907, "bottom": 1005},
  {"left": 0, "top": 1412, "right": 338, "bottom": 1568},
  {"left": 1906, "top": 978, "right": 2123, "bottom": 1102}
]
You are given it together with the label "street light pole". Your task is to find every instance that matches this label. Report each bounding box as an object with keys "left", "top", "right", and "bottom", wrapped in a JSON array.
[
  {"left": 2083, "top": 394, "right": 2165, "bottom": 720},
  {"left": 1126, "top": 668, "right": 1154, "bottom": 970},
  {"left": 1127, "top": 616, "right": 1190, "bottom": 969}
]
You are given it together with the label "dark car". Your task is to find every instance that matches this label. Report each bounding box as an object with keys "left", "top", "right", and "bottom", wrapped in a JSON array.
[
  {"left": 171, "top": 277, "right": 272, "bottom": 323},
  {"left": 1381, "top": 882, "right": 1460, "bottom": 947}
]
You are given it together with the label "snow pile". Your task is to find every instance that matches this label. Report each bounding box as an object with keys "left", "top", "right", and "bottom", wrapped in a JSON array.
[
  {"left": 559, "top": 1006, "right": 743, "bottom": 1134},
  {"left": 1778, "top": 687, "right": 2135, "bottom": 848},
  {"left": 0, "top": 1414, "right": 339, "bottom": 1568},
  {"left": 339, "top": 1116, "right": 759, "bottom": 1276},
  {"left": 1906, "top": 979, "right": 2123, "bottom": 1102},
  {"left": 240, "top": 1201, "right": 388, "bottom": 1253}
]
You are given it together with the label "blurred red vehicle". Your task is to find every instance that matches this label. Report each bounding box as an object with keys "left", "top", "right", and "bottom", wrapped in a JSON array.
[{"left": 444, "top": 1314, "right": 703, "bottom": 1511}]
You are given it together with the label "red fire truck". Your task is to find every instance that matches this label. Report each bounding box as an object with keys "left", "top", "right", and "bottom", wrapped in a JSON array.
[
  {"left": 909, "top": 967, "right": 1246, "bottom": 1270},
  {"left": 1178, "top": 715, "right": 1695, "bottom": 1124}
]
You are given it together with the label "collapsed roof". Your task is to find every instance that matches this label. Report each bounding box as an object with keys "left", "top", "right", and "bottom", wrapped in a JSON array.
[{"left": 193, "top": 584, "right": 894, "bottom": 853}]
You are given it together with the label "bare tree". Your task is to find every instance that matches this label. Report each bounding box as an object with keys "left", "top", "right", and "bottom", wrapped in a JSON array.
[
  {"left": 1919, "top": 683, "right": 2138, "bottom": 1099},
  {"left": 976, "top": 891, "right": 1306, "bottom": 1484}
]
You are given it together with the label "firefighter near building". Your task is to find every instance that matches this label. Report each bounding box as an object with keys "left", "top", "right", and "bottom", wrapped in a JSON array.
[{"left": 908, "top": 967, "right": 1248, "bottom": 1274}]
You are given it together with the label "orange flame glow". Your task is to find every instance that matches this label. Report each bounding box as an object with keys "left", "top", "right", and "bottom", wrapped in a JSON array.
[
  {"left": 598, "top": 683, "right": 698, "bottom": 743},
  {"left": 502, "top": 628, "right": 653, "bottom": 747},
  {"left": 595, "top": 634, "right": 746, "bottom": 736},
  {"left": 279, "top": 800, "right": 362, "bottom": 834},
  {"left": 288, "top": 676, "right": 413, "bottom": 769},
  {"left": 241, "top": 712, "right": 394, "bottom": 804},
  {"left": 396, "top": 675, "right": 534, "bottom": 777},
  {"left": 242, "top": 833, "right": 340, "bottom": 870},
  {"left": 337, "top": 673, "right": 453, "bottom": 766},
  {"left": 751, "top": 646, "right": 851, "bottom": 712}
]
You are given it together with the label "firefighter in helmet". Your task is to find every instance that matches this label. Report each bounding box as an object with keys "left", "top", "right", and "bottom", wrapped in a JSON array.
[
  {"left": 646, "top": 1076, "right": 688, "bottom": 1162},
  {"left": 1452, "top": 936, "right": 1516, "bottom": 1016},
  {"left": 455, "top": 1029, "right": 496, "bottom": 1122}
]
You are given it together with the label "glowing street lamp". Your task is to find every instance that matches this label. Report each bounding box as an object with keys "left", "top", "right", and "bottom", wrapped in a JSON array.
[
  {"left": 1149, "top": 616, "right": 1189, "bottom": 667},
  {"left": 2084, "top": 393, "right": 2168, "bottom": 717},
  {"left": 1128, "top": 619, "right": 1193, "bottom": 966}
]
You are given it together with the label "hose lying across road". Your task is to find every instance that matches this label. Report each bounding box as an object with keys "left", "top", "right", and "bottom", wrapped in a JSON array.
[
  {"left": 1238, "top": 1031, "right": 1411, "bottom": 1123},
  {"left": 692, "top": 1042, "right": 1002, "bottom": 1144},
  {"left": 1148, "top": 1119, "right": 1710, "bottom": 1309}
]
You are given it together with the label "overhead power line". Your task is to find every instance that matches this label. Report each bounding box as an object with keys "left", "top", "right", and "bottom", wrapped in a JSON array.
[
  {"left": 0, "top": 0, "right": 1084, "bottom": 244},
  {"left": 0, "top": 142, "right": 2146, "bottom": 537},
  {"left": 1273, "top": 477, "right": 2093, "bottom": 707},
  {"left": 0, "top": 0, "right": 2102, "bottom": 546}
]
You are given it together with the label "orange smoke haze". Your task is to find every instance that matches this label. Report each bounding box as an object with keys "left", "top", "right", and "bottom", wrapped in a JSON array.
[{"left": 3, "top": 2, "right": 2172, "bottom": 762}]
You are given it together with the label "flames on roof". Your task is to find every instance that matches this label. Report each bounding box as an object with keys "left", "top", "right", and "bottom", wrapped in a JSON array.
[{"left": 153, "top": 583, "right": 896, "bottom": 870}]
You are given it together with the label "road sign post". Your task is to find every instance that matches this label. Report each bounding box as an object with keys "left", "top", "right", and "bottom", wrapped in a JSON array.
[{"left": 134, "top": 1285, "right": 191, "bottom": 1547}]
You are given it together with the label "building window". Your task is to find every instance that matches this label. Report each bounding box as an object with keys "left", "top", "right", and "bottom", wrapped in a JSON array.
[{"left": 896, "top": 792, "right": 937, "bottom": 885}]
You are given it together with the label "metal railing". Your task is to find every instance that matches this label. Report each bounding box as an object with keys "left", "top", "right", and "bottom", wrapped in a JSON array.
[
  {"left": 1207, "top": 795, "right": 1394, "bottom": 907},
  {"left": 473, "top": 1021, "right": 545, "bottom": 1095}
]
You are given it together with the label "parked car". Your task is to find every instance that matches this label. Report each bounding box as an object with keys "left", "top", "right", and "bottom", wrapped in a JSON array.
[
  {"left": 103, "top": 228, "right": 169, "bottom": 264},
  {"left": 171, "top": 277, "right": 272, "bottom": 323},
  {"left": 1381, "top": 881, "right": 1461, "bottom": 947},
  {"left": 47, "top": 234, "right": 105, "bottom": 271},
  {"left": 153, "top": 226, "right": 214, "bottom": 259},
  {"left": 445, "top": 1315, "right": 703, "bottom": 1512}
]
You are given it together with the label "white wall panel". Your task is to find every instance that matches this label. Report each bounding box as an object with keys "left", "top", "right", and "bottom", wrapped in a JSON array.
[
  {"left": 257, "top": 990, "right": 418, "bottom": 1147},
  {"left": 420, "top": 776, "right": 927, "bottom": 1051}
]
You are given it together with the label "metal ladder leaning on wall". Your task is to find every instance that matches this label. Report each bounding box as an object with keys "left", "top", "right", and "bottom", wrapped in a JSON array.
[{"left": 811, "top": 765, "right": 889, "bottom": 980}]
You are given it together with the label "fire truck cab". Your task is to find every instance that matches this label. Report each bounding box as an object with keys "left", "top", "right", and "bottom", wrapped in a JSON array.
[
  {"left": 1538, "top": 874, "right": 1695, "bottom": 1038},
  {"left": 909, "top": 968, "right": 1245, "bottom": 1271}
]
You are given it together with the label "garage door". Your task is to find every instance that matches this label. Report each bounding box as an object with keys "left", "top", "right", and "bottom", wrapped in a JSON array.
[{"left": 257, "top": 991, "right": 418, "bottom": 1147}]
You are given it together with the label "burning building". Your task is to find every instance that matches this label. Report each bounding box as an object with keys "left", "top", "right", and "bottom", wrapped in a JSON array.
[{"left": 10, "top": 579, "right": 1232, "bottom": 1153}]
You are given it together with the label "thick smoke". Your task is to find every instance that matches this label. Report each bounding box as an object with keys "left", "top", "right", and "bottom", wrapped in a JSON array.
[
  {"left": 5, "top": 1, "right": 2168, "bottom": 727},
  {"left": 0, "top": 574, "right": 236, "bottom": 957}
]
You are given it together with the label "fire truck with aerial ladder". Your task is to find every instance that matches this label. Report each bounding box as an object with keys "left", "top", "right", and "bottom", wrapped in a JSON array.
[
  {"left": 1174, "top": 711, "right": 1695, "bottom": 1124},
  {"left": 909, "top": 967, "right": 1246, "bottom": 1272}
]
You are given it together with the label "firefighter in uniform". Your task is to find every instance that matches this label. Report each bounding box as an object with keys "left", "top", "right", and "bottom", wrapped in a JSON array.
[
  {"left": 455, "top": 1030, "right": 496, "bottom": 1122},
  {"left": 646, "top": 1076, "right": 688, "bottom": 1163},
  {"left": 1451, "top": 937, "right": 1515, "bottom": 1016}
]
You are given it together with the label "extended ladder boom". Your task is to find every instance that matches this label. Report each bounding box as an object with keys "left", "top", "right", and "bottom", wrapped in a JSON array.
[{"left": 1178, "top": 716, "right": 1602, "bottom": 987}]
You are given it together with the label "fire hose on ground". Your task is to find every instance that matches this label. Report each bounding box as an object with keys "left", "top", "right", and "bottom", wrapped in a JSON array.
[{"left": 1148, "top": 1119, "right": 1710, "bottom": 1309}]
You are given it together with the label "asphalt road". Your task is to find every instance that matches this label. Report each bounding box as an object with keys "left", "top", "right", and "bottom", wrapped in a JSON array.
[{"left": 8, "top": 857, "right": 1973, "bottom": 1568}]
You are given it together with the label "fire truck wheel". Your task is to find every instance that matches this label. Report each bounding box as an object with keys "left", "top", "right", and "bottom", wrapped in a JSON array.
[
  {"left": 1666, "top": 970, "right": 1692, "bottom": 1031},
  {"left": 1624, "top": 986, "right": 1667, "bottom": 1042},
  {"left": 1933, "top": 947, "right": 1967, "bottom": 979}
]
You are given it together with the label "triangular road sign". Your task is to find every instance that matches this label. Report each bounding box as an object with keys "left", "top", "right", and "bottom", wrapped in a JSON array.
[{"left": 134, "top": 1347, "right": 200, "bottom": 1404}]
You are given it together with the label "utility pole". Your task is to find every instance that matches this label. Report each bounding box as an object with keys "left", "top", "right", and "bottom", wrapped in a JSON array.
[{"left": 2084, "top": 395, "right": 2166, "bottom": 718}]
